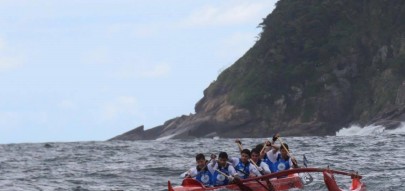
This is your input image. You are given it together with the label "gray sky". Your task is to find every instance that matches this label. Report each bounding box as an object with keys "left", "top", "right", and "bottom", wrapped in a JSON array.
[{"left": 0, "top": 0, "right": 277, "bottom": 144}]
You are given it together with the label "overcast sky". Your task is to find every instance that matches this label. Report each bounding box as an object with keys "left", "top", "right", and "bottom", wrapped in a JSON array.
[{"left": 0, "top": 0, "right": 277, "bottom": 144}]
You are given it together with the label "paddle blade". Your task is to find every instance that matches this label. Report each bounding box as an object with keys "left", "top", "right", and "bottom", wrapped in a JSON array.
[
  {"left": 234, "top": 178, "right": 253, "bottom": 191},
  {"left": 265, "top": 179, "right": 276, "bottom": 191},
  {"left": 303, "top": 154, "right": 309, "bottom": 168}
]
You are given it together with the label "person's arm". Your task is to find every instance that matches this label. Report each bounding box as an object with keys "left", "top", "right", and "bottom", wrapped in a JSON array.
[
  {"left": 290, "top": 158, "right": 299, "bottom": 168},
  {"left": 267, "top": 149, "right": 279, "bottom": 163},
  {"left": 209, "top": 154, "right": 217, "bottom": 168},
  {"left": 260, "top": 162, "right": 271, "bottom": 174},
  {"left": 229, "top": 157, "right": 239, "bottom": 167},
  {"left": 207, "top": 162, "right": 215, "bottom": 174},
  {"left": 270, "top": 133, "right": 280, "bottom": 153},
  {"left": 235, "top": 139, "right": 243, "bottom": 153},
  {"left": 271, "top": 143, "right": 280, "bottom": 153},
  {"left": 228, "top": 165, "right": 238, "bottom": 177},
  {"left": 186, "top": 167, "right": 197, "bottom": 178},
  {"left": 211, "top": 162, "right": 218, "bottom": 171},
  {"left": 249, "top": 164, "right": 261, "bottom": 177},
  {"left": 260, "top": 140, "right": 272, "bottom": 159},
  {"left": 272, "top": 133, "right": 280, "bottom": 143}
]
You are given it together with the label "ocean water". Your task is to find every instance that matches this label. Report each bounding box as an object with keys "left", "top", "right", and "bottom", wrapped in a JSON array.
[{"left": 0, "top": 125, "right": 404, "bottom": 191}]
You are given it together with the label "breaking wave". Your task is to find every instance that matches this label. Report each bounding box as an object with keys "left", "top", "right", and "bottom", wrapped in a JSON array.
[{"left": 336, "top": 122, "right": 405, "bottom": 136}]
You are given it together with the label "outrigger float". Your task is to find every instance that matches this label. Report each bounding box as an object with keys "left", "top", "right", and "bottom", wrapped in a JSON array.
[{"left": 168, "top": 167, "right": 365, "bottom": 191}]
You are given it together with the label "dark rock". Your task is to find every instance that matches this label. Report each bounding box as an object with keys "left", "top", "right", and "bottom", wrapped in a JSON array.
[
  {"left": 109, "top": 125, "right": 163, "bottom": 141},
  {"left": 44, "top": 143, "right": 53, "bottom": 148}
]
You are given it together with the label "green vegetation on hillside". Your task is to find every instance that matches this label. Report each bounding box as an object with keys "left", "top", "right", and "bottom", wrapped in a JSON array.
[{"left": 207, "top": 0, "right": 405, "bottom": 123}]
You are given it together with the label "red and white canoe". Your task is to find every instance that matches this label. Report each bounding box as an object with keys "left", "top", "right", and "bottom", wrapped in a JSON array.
[{"left": 168, "top": 168, "right": 366, "bottom": 191}]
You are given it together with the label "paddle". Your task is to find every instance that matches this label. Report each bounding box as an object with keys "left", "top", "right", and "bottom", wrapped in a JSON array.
[
  {"left": 276, "top": 136, "right": 299, "bottom": 167},
  {"left": 215, "top": 169, "right": 253, "bottom": 191},
  {"left": 303, "top": 154, "right": 309, "bottom": 167},
  {"left": 260, "top": 134, "right": 279, "bottom": 157},
  {"left": 260, "top": 140, "right": 269, "bottom": 155},
  {"left": 249, "top": 159, "right": 263, "bottom": 174}
]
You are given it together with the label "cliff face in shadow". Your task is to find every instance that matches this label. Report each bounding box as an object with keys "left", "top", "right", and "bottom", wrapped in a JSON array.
[{"left": 110, "top": 0, "right": 405, "bottom": 141}]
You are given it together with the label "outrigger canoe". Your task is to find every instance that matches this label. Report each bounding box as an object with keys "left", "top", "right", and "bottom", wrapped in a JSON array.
[{"left": 168, "top": 167, "right": 366, "bottom": 191}]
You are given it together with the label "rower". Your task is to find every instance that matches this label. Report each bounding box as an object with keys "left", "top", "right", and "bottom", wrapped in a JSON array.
[
  {"left": 250, "top": 148, "right": 271, "bottom": 175},
  {"left": 210, "top": 152, "right": 238, "bottom": 186},
  {"left": 229, "top": 149, "right": 261, "bottom": 179},
  {"left": 265, "top": 143, "right": 299, "bottom": 173},
  {"left": 259, "top": 136, "right": 278, "bottom": 173},
  {"left": 185, "top": 153, "right": 214, "bottom": 187}
]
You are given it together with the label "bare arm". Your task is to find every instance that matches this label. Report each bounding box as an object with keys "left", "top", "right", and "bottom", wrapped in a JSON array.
[{"left": 235, "top": 139, "right": 243, "bottom": 153}]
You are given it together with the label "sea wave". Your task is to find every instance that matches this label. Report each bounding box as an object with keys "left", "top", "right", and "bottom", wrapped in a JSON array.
[
  {"left": 1, "top": 137, "right": 404, "bottom": 190},
  {"left": 336, "top": 122, "right": 405, "bottom": 136}
]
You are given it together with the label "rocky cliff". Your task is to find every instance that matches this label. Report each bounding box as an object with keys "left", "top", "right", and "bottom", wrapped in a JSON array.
[{"left": 110, "top": 0, "right": 405, "bottom": 141}]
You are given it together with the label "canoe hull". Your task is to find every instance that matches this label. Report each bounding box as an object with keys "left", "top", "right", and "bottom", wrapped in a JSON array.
[
  {"left": 170, "top": 174, "right": 303, "bottom": 191},
  {"left": 169, "top": 168, "right": 366, "bottom": 191}
]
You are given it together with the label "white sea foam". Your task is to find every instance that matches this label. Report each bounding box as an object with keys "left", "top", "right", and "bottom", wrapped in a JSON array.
[
  {"left": 336, "top": 122, "right": 405, "bottom": 136},
  {"left": 156, "top": 133, "right": 179, "bottom": 140}
]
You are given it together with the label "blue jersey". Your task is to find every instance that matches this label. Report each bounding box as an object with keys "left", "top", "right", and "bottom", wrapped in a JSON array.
[
  {"left": 212, "top": 164, "right": 230, "bottom": 186},
  {"left": 234, "top": 159, "right": 250, "bottom": 179},
  {"left": 263, "top": 154, "right": 276, "bottom": 173},
  {"left": 195, "top": 167, "right": 213, "bottom": 187},
  {"left": 274, "top": 154, "right": 291, "bottom": 172}
]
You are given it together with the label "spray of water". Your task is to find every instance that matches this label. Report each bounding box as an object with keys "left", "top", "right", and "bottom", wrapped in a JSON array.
[{"left": 336, "top": 122, "right": 405, "bottom": 136}]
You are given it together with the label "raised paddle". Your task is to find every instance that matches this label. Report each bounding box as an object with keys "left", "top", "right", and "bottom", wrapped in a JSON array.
[
  {"left": 215, "top": 170, "right": 253, "bottom": 191},
  {"left": 260, "top": 140, "right": 269, "bottom": 154},
  {"left": 261, "top": 134, "right": 280, "bottom": 155},
  {"left": 276, "top": 136, "right": 299, "bottom": 167}
]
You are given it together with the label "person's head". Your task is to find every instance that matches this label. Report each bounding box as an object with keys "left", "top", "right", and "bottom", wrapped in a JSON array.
[
  {"left": 195, "top": 153, "right": 206, "bottom": 167},
  {"left": 255, "top": 143, "right": 264, "bottom": 152},
  {"left": 280, "top": 143, "right": 289, "bottom": 158},
  {"left": 218, "top": 152, "right": 228, "bottom": 166},
  {"left": 250, "top": 148, "right": 260, "bottom": 162},
  {"left": 240, "top": 149, "right": 251, "bottom": 163}
]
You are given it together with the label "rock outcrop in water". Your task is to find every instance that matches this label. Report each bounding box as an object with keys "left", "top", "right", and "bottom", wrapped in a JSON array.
[{"left": 110, "top": 0, "right": 405, "bottom": 141}]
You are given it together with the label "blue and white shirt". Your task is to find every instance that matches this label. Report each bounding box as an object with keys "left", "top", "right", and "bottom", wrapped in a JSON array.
[
  {"left": 230, "top": 157, "right": 261, "bottom": 178},
  {"left": 265, "top": 150, "right": 293, "bottom": 173}
]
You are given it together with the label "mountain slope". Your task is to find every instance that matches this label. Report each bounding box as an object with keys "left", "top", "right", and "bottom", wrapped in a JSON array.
[{"left": 110, "top": 0, "right": 405, "bottom": 140}]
